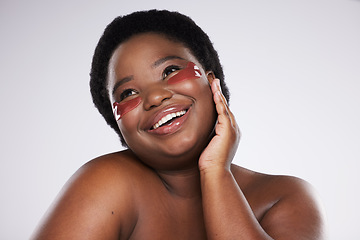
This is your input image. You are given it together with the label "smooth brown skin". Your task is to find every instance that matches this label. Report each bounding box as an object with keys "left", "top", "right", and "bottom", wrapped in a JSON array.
[{"left": 31, "top": 34, "right": 326, "bottom": 239}]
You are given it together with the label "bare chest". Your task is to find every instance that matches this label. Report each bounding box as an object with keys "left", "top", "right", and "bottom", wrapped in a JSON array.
[{"left": 129, "top": 195, "right": 207, "bottom": 239}]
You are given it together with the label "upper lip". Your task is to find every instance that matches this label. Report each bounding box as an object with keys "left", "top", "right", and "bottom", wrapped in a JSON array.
[{"left": 143, "top": 104, "right": 191, "bottom": 131}]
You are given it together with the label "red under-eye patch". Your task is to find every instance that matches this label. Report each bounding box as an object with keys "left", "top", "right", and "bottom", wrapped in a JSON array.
[
  {"left": 113, "top": 97, "right": 142, "bottom": 121},
  {"left": 167, "top": 62, "right": 202, "bottom": 85}
]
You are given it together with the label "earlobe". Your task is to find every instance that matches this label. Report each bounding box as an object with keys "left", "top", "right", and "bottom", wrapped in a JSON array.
[{"left": 206, "top": 71, "right": 216, "bottom": 85}]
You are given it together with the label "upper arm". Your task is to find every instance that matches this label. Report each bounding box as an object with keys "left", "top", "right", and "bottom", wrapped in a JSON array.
[
  {"left": 31, "top": 156, "right": 138, "bottom": 240},
  {"left": 260, "top": 177, "right": 327, "bottom": 240}
]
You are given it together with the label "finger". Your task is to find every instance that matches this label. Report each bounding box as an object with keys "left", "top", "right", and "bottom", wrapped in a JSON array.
[
  {"left": 213, "top": 88, "right": 229, "bottom": 118},
  {"left": 212, "top": 79, "right": 236, "bottom": 126}
]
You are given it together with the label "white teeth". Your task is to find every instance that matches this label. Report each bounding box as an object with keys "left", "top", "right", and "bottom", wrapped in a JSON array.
[{"left": 153, "top": 110, "right": 186, "bottom": 129}]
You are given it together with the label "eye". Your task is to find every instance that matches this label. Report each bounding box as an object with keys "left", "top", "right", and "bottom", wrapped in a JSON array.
[
  {"left": 162, "top": 65, "right": 181, "bottom": 79},
  {"left": 119, "top": 89, "right": 137, "bottom": 101}
]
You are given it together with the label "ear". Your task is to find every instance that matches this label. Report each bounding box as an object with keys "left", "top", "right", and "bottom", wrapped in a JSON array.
[{"left": 206, "top": 71, "right": 216, "bottom": 85}]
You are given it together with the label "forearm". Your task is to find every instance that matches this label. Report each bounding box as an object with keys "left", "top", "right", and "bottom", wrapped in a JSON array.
[{"left": 200, "top": 167, "right": 273, "bottom": 240}]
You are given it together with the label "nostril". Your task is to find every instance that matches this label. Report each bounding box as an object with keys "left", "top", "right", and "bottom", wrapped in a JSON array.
[
  {"left": 162, "top": 97, "right": 171, "bottom": 102},
  {"left": 149, "top": 104, "right": 157, "bottom": 110}
]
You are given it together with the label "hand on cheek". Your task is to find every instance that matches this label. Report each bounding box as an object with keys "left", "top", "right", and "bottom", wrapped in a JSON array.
[{"left": 199, "top": 78, "right": 240, "bottom": 172}]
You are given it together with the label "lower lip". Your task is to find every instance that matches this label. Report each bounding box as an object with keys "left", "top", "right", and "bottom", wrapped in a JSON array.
[{"left": 148, "top": 109, "right": 190, "bottom": 135}]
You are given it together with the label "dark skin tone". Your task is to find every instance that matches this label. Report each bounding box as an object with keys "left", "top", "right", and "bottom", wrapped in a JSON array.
[{"left": 31, "top": 33, "right": 326, "bottom": 239}]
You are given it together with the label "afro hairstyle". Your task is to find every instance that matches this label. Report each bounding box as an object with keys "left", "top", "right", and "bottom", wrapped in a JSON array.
[{"left": 90, "top": 9, "right": 229, "bottom": 147}]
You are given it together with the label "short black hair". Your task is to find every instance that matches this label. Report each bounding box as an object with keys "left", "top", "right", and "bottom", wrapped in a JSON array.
[{"left": 90, "top": 9, "right": 229, "bottom": 147}]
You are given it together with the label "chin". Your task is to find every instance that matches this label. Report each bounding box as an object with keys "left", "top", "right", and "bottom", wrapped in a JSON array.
[
  {"left": 128, "top": 134, "right": 206, "bottom": 171},
  {"left": 165, "top": 136, "right": 202, "bottom": 157}
]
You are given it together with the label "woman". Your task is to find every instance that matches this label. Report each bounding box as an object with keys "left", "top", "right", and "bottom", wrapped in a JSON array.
[{"left": 31, "top": 10, "right": 326, "bottom": 239}]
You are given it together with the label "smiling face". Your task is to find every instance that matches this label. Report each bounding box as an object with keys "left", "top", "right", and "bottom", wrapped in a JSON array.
[{"left": 107, "top": 33, "right": 217, "bottom": 171}]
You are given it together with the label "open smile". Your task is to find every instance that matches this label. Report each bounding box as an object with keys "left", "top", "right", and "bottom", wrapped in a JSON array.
[
  {"left": 151, "top": 109, "right": 187, "bottom": 130},
  {"left": 146, "top": 106, "right": 191, "bottom": 135}
]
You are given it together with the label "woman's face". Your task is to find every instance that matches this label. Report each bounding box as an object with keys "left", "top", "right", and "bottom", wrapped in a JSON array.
[{"left": 107, "top": 33, "right": 217, "bottom": 171}]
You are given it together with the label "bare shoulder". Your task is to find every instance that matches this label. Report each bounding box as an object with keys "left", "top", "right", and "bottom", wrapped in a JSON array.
[
  {"left": 231, "top": 164, "right": 318, "bottom": 198},
  {"left": 76, "top": 149, "right": 150, "bottom": 184},
  {"left": 231, "top": 164, "right": 327, "bottom": 239},
  {"left": 31, "top": 150, "right": 151, "bottom": 240}
]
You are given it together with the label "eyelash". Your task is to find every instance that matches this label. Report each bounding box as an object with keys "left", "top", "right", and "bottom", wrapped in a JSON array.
[
  {"left": 119, "top": 89, "right": 137, "bottom": 101},
  {"left": 118, "top": 65, "right": 182, "bottom": 101},
  {"left": 162, "top": 65, "right": 181, "bottom": 79}
]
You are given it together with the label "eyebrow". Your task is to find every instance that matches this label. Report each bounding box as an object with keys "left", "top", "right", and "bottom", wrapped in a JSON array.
[{"left": 152, "top": 55, "right": 185, "bottom": 68}]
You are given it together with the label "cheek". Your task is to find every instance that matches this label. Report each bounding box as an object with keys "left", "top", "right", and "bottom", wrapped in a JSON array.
[
  {"left": 167, "top": 62, "right": 211, "bottom": 98},
  {"left": 113, "top": 97, "right": 142, "bottom": 121},
  {"left": 173, "top": 76, "right": 212, "bottom": 99},
  {"left": 117, "top": 107, "right": 142, "bottom": 142},
  {"left": 168, "top": 62, "right": 202, "bottom": 85}
]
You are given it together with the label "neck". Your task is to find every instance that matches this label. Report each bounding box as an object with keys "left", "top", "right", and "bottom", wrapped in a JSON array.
[{"left": 156, "top": 166, "right": 202, "bottom": 199}]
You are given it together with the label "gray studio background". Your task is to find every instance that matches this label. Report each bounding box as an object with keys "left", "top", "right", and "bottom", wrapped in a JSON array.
[{"left": 1, "top": 0, "right": 359, "bottom": 239}]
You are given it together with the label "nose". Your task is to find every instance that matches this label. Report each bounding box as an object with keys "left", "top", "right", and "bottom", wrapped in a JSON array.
[{"left": 143, "top": 85, "right": 173, "bottom": 110}]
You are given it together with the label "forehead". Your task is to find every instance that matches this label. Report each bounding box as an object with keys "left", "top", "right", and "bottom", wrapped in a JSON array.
[{"left": 109, "top": 33, "right": 196, "bottom": 70}]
